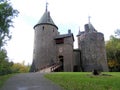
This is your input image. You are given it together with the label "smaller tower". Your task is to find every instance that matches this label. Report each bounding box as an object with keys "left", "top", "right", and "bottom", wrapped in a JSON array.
[{"left": 77, "top": 21, "right": 108, "bottom": 71}]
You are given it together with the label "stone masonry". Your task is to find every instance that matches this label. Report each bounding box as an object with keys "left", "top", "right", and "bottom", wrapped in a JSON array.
[{"left": 30, "top": 5, "right": 108, "bottom": 72}]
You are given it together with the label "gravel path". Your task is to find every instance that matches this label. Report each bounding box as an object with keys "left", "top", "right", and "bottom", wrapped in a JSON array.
[{"left": 1, "top": 73, "right": 63, "bottom": 90}]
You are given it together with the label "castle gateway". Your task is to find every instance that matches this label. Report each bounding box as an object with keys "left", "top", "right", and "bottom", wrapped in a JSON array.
[{"left": 30, "top": 5, "right": 108, "bottom": 72}]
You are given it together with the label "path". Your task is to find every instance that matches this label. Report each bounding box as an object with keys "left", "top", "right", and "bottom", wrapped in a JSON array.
[{"left": 1, "top": 73, "right": 63, "bottom": 90}]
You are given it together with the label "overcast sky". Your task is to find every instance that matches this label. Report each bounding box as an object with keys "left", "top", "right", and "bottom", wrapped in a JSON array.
[{"left": 5, "top": 0, "right": 120, "bottom": 65}]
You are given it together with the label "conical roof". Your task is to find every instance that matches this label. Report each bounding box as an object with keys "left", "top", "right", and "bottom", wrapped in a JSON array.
[
  {"left": 88, "top": 23, "right": 97, "bottom": 32},
  {"left": 34, "top": 10, "right": 58, "bottom": 29}
]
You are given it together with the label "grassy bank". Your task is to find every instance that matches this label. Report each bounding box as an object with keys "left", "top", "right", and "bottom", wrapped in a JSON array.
[
  {"left": 45, "top": 72, "right": 120, "bottom": 90},
  {"left": 0, "top": 74, "right": 15, "bottom": 88}
]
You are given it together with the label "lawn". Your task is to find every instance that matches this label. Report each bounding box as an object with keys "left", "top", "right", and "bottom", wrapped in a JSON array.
[
  {"left": 45, "top": 72, "right": 120, "bottom": 90},
  {"left": 0, "top": 74, "right": 15, "bottom": 88}
]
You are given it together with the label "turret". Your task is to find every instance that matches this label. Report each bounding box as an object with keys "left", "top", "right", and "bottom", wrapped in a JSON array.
[
  {"left": 30, "top": 3, "right": 58, "bottom": 72},
  {"left": 34, "top": 7, "right": 58, "bottom": 29},
  {"left": 77, "top": 21, "right": 108, "bottom": 71}
]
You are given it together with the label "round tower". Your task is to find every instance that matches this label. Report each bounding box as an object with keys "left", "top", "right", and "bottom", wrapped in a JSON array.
[
  {"left": 30, "top": 5, "right": 59, "bottom": 72},
  {"left": 77, "top": 23, "right": 108, "bottom": 72}
]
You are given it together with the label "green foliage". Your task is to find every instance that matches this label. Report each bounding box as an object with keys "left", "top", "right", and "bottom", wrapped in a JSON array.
[
  {"left": 0, "top": 49, "right": 7, "bottom": 60},
  {"left": 0, "top": 0, "right": 19, "bottom": 48},
  {"left": 0, "top": 0, "right": 19, "bottom": 75},
  {"left": 45, "top": 72, "right": 120, "bottom": 90},
  {"left": 106, "top": 36, "right": 120, "bottom": 71},
  {"left": 0, "top": 49, "right": 30, "bottom": 75},
  {"left": 0, "top": 49, "right": 12, "bottom": 75},
  {"left": 11, "top": 62, "right": 30, "bottom": 73}
]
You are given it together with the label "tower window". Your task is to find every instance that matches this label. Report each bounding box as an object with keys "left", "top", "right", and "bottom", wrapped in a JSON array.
[
  {"left": 53, "top": 28, "right": 54, "bottom": 32},
  {"left": 55, "top": 38, "right": 64, "bottom": 44},
  {"left": 42, "top": 26, "right": 44, "bottom": 31}
]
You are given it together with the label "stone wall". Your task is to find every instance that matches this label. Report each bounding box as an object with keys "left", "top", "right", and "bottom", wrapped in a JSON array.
[
  {"left": 32, "top": 24, "right": 58, "bottom": 71},
  {"left": 73, "top": 49, "right": 83, "bottom": 71},
  {"left": 78, "top": 32, "right": 108, "bottom": 71},
  {"left": 56, "top": 36, "right": 74, "bottom": 72}
]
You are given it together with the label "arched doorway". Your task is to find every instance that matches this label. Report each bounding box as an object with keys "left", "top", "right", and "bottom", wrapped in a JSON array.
[{"left": 59, "top": 55, "right": 64, "bottom": 71}]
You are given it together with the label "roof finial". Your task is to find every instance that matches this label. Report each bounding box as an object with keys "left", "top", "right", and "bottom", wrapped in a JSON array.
[
  {"left": 88, "top": 16, "right": 91, "bottom": 24},
  {"left": 46, "top": 2, "right": 48, "bottom": 12},
  {"left": 78, "top": 26, "right": 81, "bottom": 34},
  {"left": 79, "top": 26, "right": 80, "bottom": 32}
]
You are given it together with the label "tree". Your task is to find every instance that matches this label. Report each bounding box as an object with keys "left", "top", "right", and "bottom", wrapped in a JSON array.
[
  {"left": 0, "top": 49, "right": 12, "bottom": 75},
  {"left": 106, "top": 36, "right": 120, "bottom": 71},
  {"left": 0, "top": 0, "right": 19, "bottom": 75},
  {"left": 11, "top": 62, "right": 30, "bottom": 73},
  {"left": 0, "top": 0, "right": 19, "bottom": 48}
]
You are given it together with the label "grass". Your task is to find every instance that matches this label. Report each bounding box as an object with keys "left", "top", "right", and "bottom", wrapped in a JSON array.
[
  {"left": 0, "top": 74, "right": 16, "bottom": 88},
  {"left": 45, "top": 72, "right": 120, "bottom": 90}
]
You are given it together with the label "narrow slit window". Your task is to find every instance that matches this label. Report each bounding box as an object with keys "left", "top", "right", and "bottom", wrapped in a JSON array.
[{"left": 42, "top": 26, "right": 44, "bottom": 31}]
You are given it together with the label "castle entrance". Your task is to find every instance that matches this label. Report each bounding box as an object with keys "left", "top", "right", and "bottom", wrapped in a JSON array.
[{"left": 59, "top": 55, "right": 64, "bottom": 71}]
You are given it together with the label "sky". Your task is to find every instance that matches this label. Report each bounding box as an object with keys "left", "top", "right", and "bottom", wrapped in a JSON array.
[{"left": 5, "top": 0, "right": 120, "bottom": 65}]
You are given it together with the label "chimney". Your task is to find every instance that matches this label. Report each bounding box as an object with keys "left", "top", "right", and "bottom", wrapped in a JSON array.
[{"left": 68, "top": 29, "right": 71, "bottom": 34}]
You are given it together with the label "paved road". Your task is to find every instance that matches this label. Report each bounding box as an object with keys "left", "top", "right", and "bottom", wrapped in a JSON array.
[{"left": 1, "top": 73, "right": 63, "bottom": 90}]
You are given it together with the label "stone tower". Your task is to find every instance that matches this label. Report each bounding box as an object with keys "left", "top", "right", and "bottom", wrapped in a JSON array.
[
  {"left": 77, "top": 23, "right": 108, "bottom": 71},
  {"left": 55, "top": 30, "right": 74, "bottom": 71},
  {"left": 30, "top": 5, "right": 59, "bottom": 72}
]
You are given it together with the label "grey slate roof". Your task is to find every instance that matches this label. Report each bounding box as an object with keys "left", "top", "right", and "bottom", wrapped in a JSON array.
[
  {"left": 77, "top": 23, "right": 97, "bottom": 36},
  {"left": 85, "top": 23, "right": 97, "bottom": 32},
  {"left": 34, "top": 11, "right": 58, "bottom": 29},
  {"left": 77, "top": 31, "right": 85, "bottom": 36},
  {"left": 88, "top": 23, "right": 97, "bottom": 32},
  {"left": 55, "top": 33, "right": 74, "bottom": 41}
]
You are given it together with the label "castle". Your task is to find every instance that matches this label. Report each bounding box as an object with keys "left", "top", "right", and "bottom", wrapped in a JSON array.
[{"left": 30, "top": 5, "right": 108, "bottom": 72}]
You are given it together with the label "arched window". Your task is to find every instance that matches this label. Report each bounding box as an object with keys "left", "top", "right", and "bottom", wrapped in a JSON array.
[
  {"left": 42, "top": 26, "right": 44, "bottom": 31},
  {"left": 53, "top": 28, "right": 54, "bottom": 32}
]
